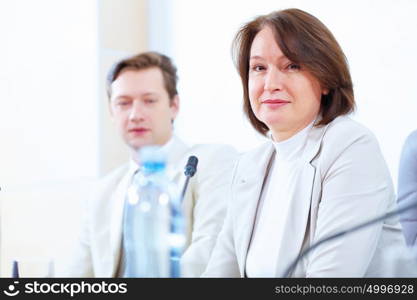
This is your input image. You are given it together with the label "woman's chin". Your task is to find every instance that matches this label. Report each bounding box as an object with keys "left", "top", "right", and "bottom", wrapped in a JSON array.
[{"left": 262, "top": 117, "right": 288, "bottom": 130}]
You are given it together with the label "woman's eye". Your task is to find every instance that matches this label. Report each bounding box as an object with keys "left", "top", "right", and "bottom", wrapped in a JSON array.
[
  {"left": 287, "top": 63, "right": 301, "bottom": 71},
  {"left": 251, "top": 65, "right": 265, "bottom": 72}
]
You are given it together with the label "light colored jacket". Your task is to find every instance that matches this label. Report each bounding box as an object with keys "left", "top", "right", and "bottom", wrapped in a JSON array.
[
  {"left": 56, "top": 137, "right": 237, "bottom": 277},
  {"left": 204, "top": 116, "right": 416, "bottom": 277},
  {"left": 398, "top": 130, "right": 417, "bottom": 253}
]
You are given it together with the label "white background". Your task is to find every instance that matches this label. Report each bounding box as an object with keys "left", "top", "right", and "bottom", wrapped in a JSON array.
[
  {"left": 0, "top": 0, "right": 98, "bottom": 275},
  {"left": 0, "top": 0, "right": 99, "bottom": 190}
]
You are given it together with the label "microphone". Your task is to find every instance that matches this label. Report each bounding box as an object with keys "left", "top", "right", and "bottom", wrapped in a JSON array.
[
  {"left": 12, "top": 260, "right": 19, "bottom": 278},
  {"left": 180, "top": 156, "right": 199, "bottom": 203},
  {"left": 184, "top": 156, "right": 198, "bottom": 177},
  {"left": 282, "top": 199, "right": 417, "bottom": 277}
]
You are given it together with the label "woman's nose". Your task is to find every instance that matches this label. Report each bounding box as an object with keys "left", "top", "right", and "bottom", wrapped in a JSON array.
[{"left": 264, "top": 67, "right": 284, "bottom": 92}]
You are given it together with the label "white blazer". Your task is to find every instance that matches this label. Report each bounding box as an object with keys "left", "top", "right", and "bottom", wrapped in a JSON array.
[
  {"left": 203, "top": 116, "right": 417, "bottom": 277},
  {"left": 56, "top": 137, "right": 237, "bottom": 277}
]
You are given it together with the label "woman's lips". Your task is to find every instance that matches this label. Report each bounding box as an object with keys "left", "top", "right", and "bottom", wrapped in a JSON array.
[{"left": 261, "top": 99, "right": 290, "bottom": 108}]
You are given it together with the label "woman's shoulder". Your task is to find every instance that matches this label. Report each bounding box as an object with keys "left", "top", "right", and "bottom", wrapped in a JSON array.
[
  {"left": 322, "top": 115, "right": 378, "bottom": 148},
  {"left": 233, "top": 141, "right": 274, "bottom": 175},
  {"left": 325, "top": 115, "right": 374, "bottom": 138},
  {"left": 316, "top": 116, "right": 384, "bottom": 168}
]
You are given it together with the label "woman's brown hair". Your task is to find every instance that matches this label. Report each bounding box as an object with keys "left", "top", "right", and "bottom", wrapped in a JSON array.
[{"left": 233, "top": 8, "right": 355, "bottom": 135}]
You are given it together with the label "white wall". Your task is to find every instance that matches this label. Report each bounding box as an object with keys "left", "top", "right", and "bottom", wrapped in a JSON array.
[
  {"left": 0, "top": 0, "right": 99, "bottom": 276},
  {"left": 0, "top": 0, "right": 99, "bottom": 189},
  {"left": 97, "top": 0, "right": 149, "bottom": 175},
  {"left": 160, "top": 0, "right": 417, "bottom": 188}
]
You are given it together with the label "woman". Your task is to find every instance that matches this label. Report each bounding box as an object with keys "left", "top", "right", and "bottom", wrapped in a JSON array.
[{"left": 203, "top": 8, "right": 412, "bottom": 277}]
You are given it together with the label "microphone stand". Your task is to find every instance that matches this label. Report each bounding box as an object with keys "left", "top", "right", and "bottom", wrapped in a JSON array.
[{"left": 283, "top": 199, "right": 417, "bottom": 277}]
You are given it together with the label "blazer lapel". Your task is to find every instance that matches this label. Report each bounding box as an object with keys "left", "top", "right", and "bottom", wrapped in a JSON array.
[
  {"left": 274, "top": 162, "right": 315, "bottom": 277},
  {"left": 234, "top": 142, "right": 276, "bottom": 276},
  {"left": 275, "top": 122, "right": 331, "bottom": 277},
  {"left": 108, "top": 172, "right": 131, "bottom": 277}
]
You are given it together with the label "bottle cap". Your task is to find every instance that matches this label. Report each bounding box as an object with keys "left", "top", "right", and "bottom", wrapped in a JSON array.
[{"left": 139, "top": 146, "right": 167, "bottom": 173}]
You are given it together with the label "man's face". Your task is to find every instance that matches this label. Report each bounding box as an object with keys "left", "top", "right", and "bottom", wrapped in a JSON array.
[{"left": 109, "top": 67, "right": 179, "bottom": 151}]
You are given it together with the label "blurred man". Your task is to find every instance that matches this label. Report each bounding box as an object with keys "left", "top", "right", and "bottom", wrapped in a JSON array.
[{"left": 58, "top": 52, "right": 237, "bottom": 277}]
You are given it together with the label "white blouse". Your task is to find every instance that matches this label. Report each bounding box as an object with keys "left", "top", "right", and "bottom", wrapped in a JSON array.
[{"left": 246, "top": 122, "right": 314, "bottom": 277}]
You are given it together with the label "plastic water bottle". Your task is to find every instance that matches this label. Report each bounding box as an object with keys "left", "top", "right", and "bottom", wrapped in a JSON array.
[{"left": 123, "top": 146, "right": 185, "bottom": 277}]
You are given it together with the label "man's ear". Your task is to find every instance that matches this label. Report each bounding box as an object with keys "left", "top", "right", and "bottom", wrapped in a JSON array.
[
  {"left": 170, "top": 95, "right": 180, "bottom": 121},
  {"left": 108, "top": 99, "right": 115, "bottom": 122}
]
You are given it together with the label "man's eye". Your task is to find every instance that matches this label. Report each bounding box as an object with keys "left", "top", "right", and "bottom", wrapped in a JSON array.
[{"left": 145, "top": 99, "right": 156, "bottom": 103}]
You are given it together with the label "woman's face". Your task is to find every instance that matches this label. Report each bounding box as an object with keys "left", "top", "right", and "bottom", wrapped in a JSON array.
[{"left": 248, "top": 26, "right": 327, "bottom": 141}]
